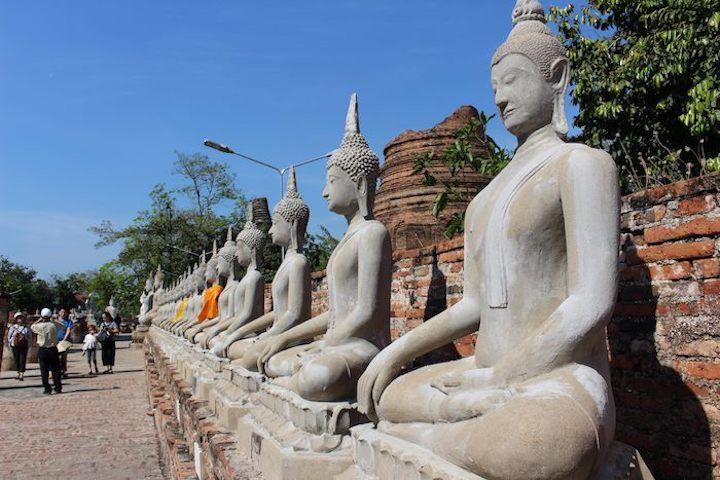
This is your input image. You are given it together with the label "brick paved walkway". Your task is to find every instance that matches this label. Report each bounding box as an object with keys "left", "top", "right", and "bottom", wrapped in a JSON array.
[{"left": 0, "top": 337, "right": 165, "bottom": 479}]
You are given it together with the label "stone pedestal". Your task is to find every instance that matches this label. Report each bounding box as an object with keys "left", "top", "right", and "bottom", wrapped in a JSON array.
[
  {"left": 236, "top": 383, "right": 366, "bottom": 480},
  {"left": 208, "top": 365, "right": 263, "bottom": 432},
  {"left": 131, "top": 326, "right": 149, "bottom": 347},
  {"left": 339, "top": 425, "right": 656, "bottom": 480}
]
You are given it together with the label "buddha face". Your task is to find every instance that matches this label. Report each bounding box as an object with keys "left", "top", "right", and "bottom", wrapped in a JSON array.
[
  {"left": 323, "top": 165, "right": 358, "bottom": 216},
  {"left": 236, "top": 242, "right": 252, "bottom": 267},
  {"left": 492, "top": 53, "right": 555, "bottom": 138},
  {"left": 269, "top": 213, "right": 291, "bottom": 248},
  {"left": 217, "top": 255, "right": 232, "bottom": 277},
  {"left": 205, "top": 263, "right": 218, "bottom": 283}
]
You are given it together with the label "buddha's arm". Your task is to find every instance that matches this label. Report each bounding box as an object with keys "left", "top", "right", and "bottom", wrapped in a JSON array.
[
  {"left": 257, "top": 311, "right": 330, "bottom": 373},
  {"left": 275, "top": 311, "right": 330, "bottom": 344},
  {"left": 358, "top": 297, "right": 482, "bottom": 418},
  {"left": 224, "top": 311, "right": 275, "bottom": 345},
  {"left": 263, "top": 260, "right": 310, "bottom": 337},
  {"left": 492, "top": 150, "right": 620, "bottom": 386},
  {"left": 327, "top": 225, "right": 389, "bottom": 342}
]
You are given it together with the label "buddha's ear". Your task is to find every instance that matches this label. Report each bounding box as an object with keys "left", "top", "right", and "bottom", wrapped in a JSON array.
[
  {"left": 357, "top": 175, "right": 370, "bottom": 219},
  {"left": 290, "top": 218, "right": 299, "bottom": 250},
  {"left": 550, "top": 57, "right": 570, "bottom": 136}
]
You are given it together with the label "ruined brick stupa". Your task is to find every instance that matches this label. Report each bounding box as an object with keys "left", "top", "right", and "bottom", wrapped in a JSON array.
[{"left": 375, "top": 106, "right": 492, "bottom": 250}]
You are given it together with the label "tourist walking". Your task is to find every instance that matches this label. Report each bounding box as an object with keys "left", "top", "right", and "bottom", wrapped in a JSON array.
[
  {"left": 82, "top": 324, "right": 100, "bottom": 375},
  {"left": 98, "top": 311, "right": 119, "bottom": 374},
  {"left": 55, "top": 309, "right": 74, "bottom": 378},
  {"left": 31, "top": 308, "right": 62, "bottom": 394},
  {"left": 7, "top": 312, "right": 30, "bottom": 381}
]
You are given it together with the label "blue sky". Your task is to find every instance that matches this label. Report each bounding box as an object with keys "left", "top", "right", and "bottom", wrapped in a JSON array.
[{"left": 0, "top": 1, "right": 576, "bottom": 278}]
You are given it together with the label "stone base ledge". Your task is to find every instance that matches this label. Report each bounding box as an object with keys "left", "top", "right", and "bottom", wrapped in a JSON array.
[
  {"left": 146, "top": 329, "right": 261, "bottom": 480},
  {"left": 340, "top": 424, "right": 656, "bottom": 480}
]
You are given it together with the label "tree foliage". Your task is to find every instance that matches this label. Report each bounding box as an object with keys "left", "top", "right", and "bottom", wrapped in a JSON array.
[
  {"left": 550, "top": 0, "right": 720, "bottom": 192},
  {"left": 0, "top": 256, "right": 53, "bottom": 312},
  {"left": 306, "top": 226, "right": 340, "bottom": 271},
  {"left": 412, "top": 113, "right": 511, "bottom": 237},
  {"left": 90, "top": 152, "right": 248, "bottom": 315}
]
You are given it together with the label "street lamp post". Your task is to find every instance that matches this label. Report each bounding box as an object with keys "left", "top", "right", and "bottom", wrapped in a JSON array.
[{"left": 203, "top": 139, "right": 333, "bottom": 198}]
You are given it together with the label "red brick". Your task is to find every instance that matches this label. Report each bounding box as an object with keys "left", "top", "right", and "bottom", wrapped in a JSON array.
[
  {"left": 438, "top": 249, "right": 464, "bottom": 263},
  {"left": 644, "top": 217, "right": 720, "bottom": 244},
  {"left": 677, "top": 195, "right": 717, "bottom": 216},
  {"left": 677, "top": 340, "right": 720, "bottom": 358},
  {"left": 626, "top": 240, "right": 716, "bottom": 264},
  {"left": 694, "top": 258, "right": 720, "bottom": 278},
  {"left": 703, "top": 279, "right": 720, "bottom": 295},
  {"left": 676, "top": 360, "right": 720, "bottom": 380},
  {"left": 648, "top": 261, "right": 692, "bottom": 280}
]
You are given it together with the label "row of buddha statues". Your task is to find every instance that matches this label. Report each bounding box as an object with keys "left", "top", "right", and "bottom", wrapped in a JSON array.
[{"left": 141, "top": 1, "right": 650, "bottom": 478}]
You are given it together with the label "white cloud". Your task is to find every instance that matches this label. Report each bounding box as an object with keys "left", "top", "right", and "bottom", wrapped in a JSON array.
[{"left": 0, "top": 210, "right": 120, "bottom": 279}]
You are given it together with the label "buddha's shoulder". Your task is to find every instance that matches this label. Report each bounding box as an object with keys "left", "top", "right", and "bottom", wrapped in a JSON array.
[
  {"left": 358, "top": 219, "right": 390, "bottom": 241},
  {"left": 286, "top": 252, "right": 310, "bottom": 269},
  {"left": 561, "top": 142, "right": 614, "bottom": 163}
]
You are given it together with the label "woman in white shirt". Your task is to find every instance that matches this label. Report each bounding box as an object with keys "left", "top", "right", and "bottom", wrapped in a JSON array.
[{"left": 82, "top": 324, "right": 99, "bottom": 375}]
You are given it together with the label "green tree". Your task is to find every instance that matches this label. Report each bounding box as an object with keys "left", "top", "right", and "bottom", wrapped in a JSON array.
[
  {"left": 305, "top": 226, "right": 340, "bottom": 271},
  {"left": 50, "top": 272, "right": 90, "bottom": 310},
  {"left": 412, "top": 113, "right": 511, "bottom": 237},
  {"left": 85, "top": 262, "right": 138, "bottom": 317},
  {"left": 0, "top": 256, "right": 53, "bottom": 312},
  {"left": 91, "top": 152, "right": 248, "bottom": 315},
  {"left": 550, "top": 0, "right": 720, "bottom": 192}
]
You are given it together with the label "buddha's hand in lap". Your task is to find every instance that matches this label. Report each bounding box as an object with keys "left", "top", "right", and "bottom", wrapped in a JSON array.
[
  {"left": 430, "top": 367, "right": 500, "bottom": 394},
  {"left": 357, "top": 348, "right": 403, "bottom": 422},
  {"left": 210, "top": 342, "right": 226, "bottom": 358},
  {"left": 257, "top": 336, "right": 289, "bottom": 374}
]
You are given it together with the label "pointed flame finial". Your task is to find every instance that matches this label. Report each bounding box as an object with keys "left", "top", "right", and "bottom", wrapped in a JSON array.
[
  {"left": 226, "top": 226, "right": 233, "bottom": 242},
  {"left": 287, "top": 165, "right": 298, "bottom": 196},
  {"left": 344, "top": 93, "right": 360, "bottom": 134}
]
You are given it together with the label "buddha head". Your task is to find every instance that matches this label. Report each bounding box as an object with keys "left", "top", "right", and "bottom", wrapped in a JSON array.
[
  {"left": 217, "top": 226, "right": 236, "bottom": 279},
  {"left": 323, "top": 93, "right": 380, "bottom": 220},
  {"left": 491, "top": 0, "right": 570, "bottom": 139},
  {"left": 271, "top": 166, "right": 310, "bottom": 250},
  {"left": 236, "top": 216, "right": 266, "bottom": 268},
  {"left": 205, "top": 240, "right": 220, "bottom": 285},
  {"left": 144, "top": 275, "right": 153, "bottom": 294},
  {"left": 153, "top": 265, "right": 165, "bottom": 290}
]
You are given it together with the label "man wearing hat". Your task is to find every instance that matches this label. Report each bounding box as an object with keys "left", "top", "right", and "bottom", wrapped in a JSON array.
[{"left": 31, "top": 308, "right": 62, "bottom": 394}]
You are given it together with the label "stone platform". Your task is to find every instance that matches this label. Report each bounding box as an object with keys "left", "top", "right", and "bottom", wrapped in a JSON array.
[{"left": 145, "top": 327, "right": 656, "bottom": 480}]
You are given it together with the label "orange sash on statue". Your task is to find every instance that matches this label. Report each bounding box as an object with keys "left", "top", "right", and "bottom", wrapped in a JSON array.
[{"left": 197, "top": 284, "right": 224, "bottom": 323}]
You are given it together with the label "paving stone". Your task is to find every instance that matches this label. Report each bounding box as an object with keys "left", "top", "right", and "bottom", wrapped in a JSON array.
[{"left": 0, "top": 339, "right": 165, "bottom": 480}]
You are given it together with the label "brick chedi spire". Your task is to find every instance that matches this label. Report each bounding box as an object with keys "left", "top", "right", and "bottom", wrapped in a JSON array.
[{"left": 374, "top": 106, "right": 492, "bottom": 250}]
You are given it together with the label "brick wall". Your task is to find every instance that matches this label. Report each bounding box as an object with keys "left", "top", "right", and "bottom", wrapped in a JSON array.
[{"left": 305, "top": 173, "right": 720, "bottom": 480}]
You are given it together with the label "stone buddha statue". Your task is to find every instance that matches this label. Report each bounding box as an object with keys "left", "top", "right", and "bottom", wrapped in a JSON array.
[
  {"left": 214, "top": 167, "right": 312, "bottom": 366},
  {"left": 172, "top": 254, "right": 208, "bottom": 335},
  {"left": 188, "top": 231, "right": 240, "bottom": 343},
  {"left": 181, "top": 241, "right": 222, "bottom": 339},
  {"left": 356, "top": 1, "right": 621, "bottom": 478},
  {"left": 257, "top": 94, "right": 392, "bottom": 402},
  {"left": 138, "top": 275, "right": 153, "bottom": 328},
  {"left": 200, "top": 217, "right": 267, "bottom": 349},
  {"left": 148, "top": 266, "right": 165, "bottom": 325}
]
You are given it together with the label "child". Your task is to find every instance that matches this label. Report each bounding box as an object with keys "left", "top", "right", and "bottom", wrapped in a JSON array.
[{"left": 82, "top": 325, "right": 99, "bottom": 375}]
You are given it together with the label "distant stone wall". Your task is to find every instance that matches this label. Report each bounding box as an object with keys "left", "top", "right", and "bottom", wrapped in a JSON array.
[{"left": 304, "top": 173, "right": 720, "bottom": 480}]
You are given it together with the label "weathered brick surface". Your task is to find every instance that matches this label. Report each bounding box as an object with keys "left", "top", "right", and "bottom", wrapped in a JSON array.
[
  {"left": 307, "top": 173, "right": 720, "bottom": 479},
  {"left": 145, "top": 339, "right": 261, "bottom": 480},
  {"left": 0, "top": 339, "right": 165, "bottom": 480}
]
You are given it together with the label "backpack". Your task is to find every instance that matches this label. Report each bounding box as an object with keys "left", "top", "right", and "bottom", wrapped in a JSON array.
[{"left": 12, "top": 328, "right": 28, "bottom": 349}]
